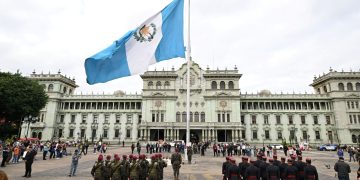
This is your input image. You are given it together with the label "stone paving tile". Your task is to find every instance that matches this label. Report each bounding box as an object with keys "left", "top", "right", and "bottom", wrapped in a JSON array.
[{"left": 1, "top": 146, "right": 358, "bottom": 180}]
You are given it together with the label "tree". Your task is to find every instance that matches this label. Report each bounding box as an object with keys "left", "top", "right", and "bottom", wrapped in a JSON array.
[{"left": 0, "top": 72, "right": 48, "bottom": 139}]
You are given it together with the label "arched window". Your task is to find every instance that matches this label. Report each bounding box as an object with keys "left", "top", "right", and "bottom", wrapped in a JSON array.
[
  {"left": 323, "top": 86, "right": 327, "bottom": 93},
  {"left": 347, "top": 83, "right": 353, "bottom": 91},
  {"left": 194, "top": 112, "right": 199, "bottom": 122},
  {"left": 317, "top": 88, "right": 321, "bottom": 94},
  {"left": 48, "top": 84, "right": 54, "bottom": 92},
  {"left": 164, "top": 81, "right": 170, "bottom": 89},
  {"left": 352, "top": 134, "right": 357, "bottom": 143},
  {"left": 182, "top": 112, "right": 186, "bottom": 122},
  {"left": 211, "top": 81, "right": 217, "bottom": 89},
  {"left": 220, "top": 81, "right": 225, "bottom": 90},
  {"left": 201, "top": 112, "right": 205, "bottom": 122},
  {"left": 228, "top": 81, "right": 234, "bottom": 89},
  {"left": 69, "top": 89, "right": 72, "bottom": 94},
  {"left": 32, "top": 132, "right": 37, "bottom": 138},
  {"left": 176, "top": 112, "right": 180, "bottom": 122},
  {"left": 156, "top": 81, "right": 162, "bottom": 89},
  {"left": 148, "top": 81, "right": 153, "bottom": 89},
  {"left": 63, "top": 87, "right": 67, "bottom": 94},
  {"left": 38, "top": 132, "right": 42, "bottom": 140},
  {"left": 338, "top": 83, "right": 344, "bottom": 91},
  {"left": 356, "top": 83, "right": 360, "bottom": 91}
]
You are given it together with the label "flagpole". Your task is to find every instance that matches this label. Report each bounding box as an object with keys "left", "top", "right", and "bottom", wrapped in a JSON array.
[{"left": 184, "top": 0, "right": 191, "bottom": 162}]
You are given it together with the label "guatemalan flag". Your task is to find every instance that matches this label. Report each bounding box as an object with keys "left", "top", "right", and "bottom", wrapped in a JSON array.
[{"left": 85, "top": 0, "right": 185, "bottom": 85}]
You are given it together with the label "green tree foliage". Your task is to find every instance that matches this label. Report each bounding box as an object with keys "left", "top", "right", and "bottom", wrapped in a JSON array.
[{"left": 0, "top": 72, "right": 48, "bottom": 138}]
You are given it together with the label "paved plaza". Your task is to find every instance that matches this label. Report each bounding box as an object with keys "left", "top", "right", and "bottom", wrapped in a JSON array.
[{"left": 1, "top": 146, "right": 359, "bottom": 180}]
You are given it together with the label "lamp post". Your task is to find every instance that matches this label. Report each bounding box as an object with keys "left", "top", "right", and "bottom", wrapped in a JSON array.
[
  {"left": 261, "top": 134, "right": 265, "bottom": 147},
  {"left": 23, "top": 115, "right": 38, "bottom": 139}
]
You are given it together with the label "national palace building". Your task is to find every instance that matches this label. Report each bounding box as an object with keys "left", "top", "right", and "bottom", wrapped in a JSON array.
[{"left": 20, "top": 61, "right": 360, "bottom": 146}]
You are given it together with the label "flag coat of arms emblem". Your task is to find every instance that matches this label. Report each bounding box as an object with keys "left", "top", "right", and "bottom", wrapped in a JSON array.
[{"left": 85, "top": 0, "right": 185, "bottom": 85}]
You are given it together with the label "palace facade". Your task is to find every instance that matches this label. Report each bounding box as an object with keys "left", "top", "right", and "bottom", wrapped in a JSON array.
[{"left": 21, "top": 61, "right": 360, "bottom": 146}]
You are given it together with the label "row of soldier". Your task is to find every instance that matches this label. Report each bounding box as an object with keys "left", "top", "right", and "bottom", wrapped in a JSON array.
[
  {"left": 223, "top": 154, "right": 319, "bottom": 180},
  {"left": 91, "top": 149, "right": 183, "bottom": 180}
]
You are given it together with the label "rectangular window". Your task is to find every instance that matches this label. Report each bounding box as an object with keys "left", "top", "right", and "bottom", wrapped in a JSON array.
[
  {"left": 241, "top": 130, "right": 246, "bottom": 139},
  {"left": 315, "top": 131, "right": 320, "bottom": 140},
  {"left": 218, "top": 114, "right": 221, "bottom": 122},
  {"left": 251, "top": 115, "right": 256, "bottom": 124},
  {"left": 115, "top": 129, "right": 119, "bottom": 138},
  {"left": 290, "top": 130, "right": 295, "bottom": 140},
  {"left": 276, "top": 115, "right": 281, "bottom": 124},
  {"left": 350, "top": 115, "right": 353, "bottom": 124},
  {"left": 152, "top": 113, "right": 155, "bottom": 122},
  {"left": 227, "top": 114, "right": 230, "bottom": 122},
  {"left": 241, "top": 115, "right": 245, "bottom": 125},
  {"left": 60, "top": 115, "right": 64, "bottom": 123},
  {"left": 82, "top": 115, "right": 87, "bottom": 123},
  {"left": 222, "top": 113, "right": 225, "bottom": 122},
  {"left": 313, "top": 116, "right": 318, "bottom": 124},
  {"left": 265, "top": 130, "right": 270, "bottom": 139},
  {"left": 252, "top": 131, "right": 257, "bottom": 139},
  {"left": 126, "top": 129, "right": 131, "bottom": 138},
  {"left": 127, "top": 114, "right": 132, "bottom": 123},
  {"left": 103, "top": 129, "right": 108, "bottom": 138},
  {"left": 69, "top": 129, "right": 74, "bottom": 138},
  {"left": 288, "top": 115, "right": 293, "bottom": 124},
  {"left": 161, "top": 113, "right": 164, "bottom": 122},
  {"left": 116, "top": 114, "right": 120, "bottom": 123},
  {"left": 156, "top": 113, "right": 159, "bottom": 122},
  {"left": 277, "top": 131, "right": 282, "bottom": 139},
  {"left": 58, "top": 129, "right": 63, "bottom": 138},
  {"left": 301, "top": 116, "right": 306, "bottom": 124},
  {"left": 81, "top": 129, "right": 85, "bottom": 138},
  {"left": 138, "top": 115, "right": 142, "bottom": 123},
  {"left": 354, "top": 115, "right": 357, "bottom": 124},
  {"left": 92, "top": 129, "right": 96, "bottom": 139},
  {"left": 71, "top": 115, "right": 76, "bottom": 123},
  {"left": 302, "top": 131, "right": 307, "bottom": 140},
  {"left": 93, "top": 114, "right": 98, "bottom": 123},
  {"left": 104, "top": 114, "right": 110, "bottom": 124},
  {"left": 264, "top": 115, "right": 269, "bottom": 124}
]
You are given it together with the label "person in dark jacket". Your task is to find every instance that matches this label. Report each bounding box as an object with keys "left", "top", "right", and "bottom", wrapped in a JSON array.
[
  {"left": 284, "top": 159, "right": 298, "bottom": 180},
  {"left": 254, "top": 155, "right": 263, "bottom": 168},
  {"left": 23, "top": 146, "right": 37, "bottom": 178},
  {"left": 295, "top": 155, "right": 306, "bottom": 180},
  {"left": 279, "top": 157, "right": 288, "bottom": 179},
  {"left": 334, "top": 157, "right": 351, "bottom": 180},
  {"left": 227, "top": 159, "right": 240, "bottom": 180},
  {"left": 245, "top": 160, "right": 260, "bottom": 180},
  {"left": 304, "top": 158, "right": 318, "bottom": 180},
  {"left": 260, "top": 156, "right": 269, "bottom": 180},
  {"left": 1, "top": 145, "right": 9, "bottom": 167},
  {"left": 273, "top": 155, "right": 281, "bottom": 167},
  {"left": 239, "top": 156, "right": 250, "bottom": 179},
  {"left": 266, "top": 158, "right": 280, "bottom": 180},
  {"left": 222, "top": 156, "right": 231, "bottom": 180}
]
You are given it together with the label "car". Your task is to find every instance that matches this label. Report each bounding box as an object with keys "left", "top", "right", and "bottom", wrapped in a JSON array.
[
  {"left": 169, "top": 140, "right": 184, "bottom": 147},
  {"left": 270, "top": 144, "right": 283, "bottom": 150},
  {"left": 318, "top": 144, "right": 338, "bottom": 151}
]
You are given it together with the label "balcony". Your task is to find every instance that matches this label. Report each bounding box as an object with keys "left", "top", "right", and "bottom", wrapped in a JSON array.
[
  {"left": 30, "top": 122, "right": 46, "bottom": 128},
  {"left": 348, "top": 124, "right": 360, "bottom": 130}
]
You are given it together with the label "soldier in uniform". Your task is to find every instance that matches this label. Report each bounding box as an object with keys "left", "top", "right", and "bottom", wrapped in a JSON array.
[
  {"left": 148, "top": 155, "right": 159, "bottom": 180},
  {"left": 294, "top": 155, "right": 306, "bottom": 180},
  {"left": 279, "top": 157, "right": 288, "bottom": 180},
  {"left": 139, "top": 154, "right": 149, "bottom": 180},
  {"left": 103, "top": 155, "right": 112, "bottom": 180},
  {"left": 254, "top": 155, "right": 263, "bottom": 169},
  {"left": 260, "top": 156, "right": 269, "bottom": 180},
  {"left": 227, "top": 158, "right": 240, "bottom": 180},
  {"left": 273, "top": 155, "right": 281, "bottom": 167},
  {"left": 111, "top": 154, "right": 122, "bottom": 180},
  {"left": 157, "top": 154, "right": 167, "bottom": 180},
  {"left": 120, "top": 155, "right": 130, "bottom": 180},
  {"left": 303, "top": 158, "right": 318, "bottom": 180},
  {"left": 129, "top": 155, "right": 140, "bottom": 180},
  {"left": 245, "top": 159, "right": 260, "bottom": 180},
  {"left": 239, "top": 156, "right": 250, "bottom": 179},
  {"left": 171, "top": 148, "right": 182, "bottom": 180},
  {"left": 266, "top": 158, "right": 280, "bottom": 180},
  {"left": 91, "top": 154, "right": 104, "bottom": 180},
  {"left": 284, "top": 159, "right": 298, "bottom": 180},
  {"left": 222, "top": 156, "right": 231, "bottom": 180},
  {"left": 187, "top": 146, "right": 193, "bottom": 164}
]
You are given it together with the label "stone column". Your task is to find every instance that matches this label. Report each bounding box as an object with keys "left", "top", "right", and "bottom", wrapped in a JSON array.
[{"left": 147, "top": 129, "right": 150, "bottom": 141}]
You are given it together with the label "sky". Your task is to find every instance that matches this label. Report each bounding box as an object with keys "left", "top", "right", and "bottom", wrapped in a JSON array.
[{"left": 1, "top": 0, "right": 360, "bottom": 95}]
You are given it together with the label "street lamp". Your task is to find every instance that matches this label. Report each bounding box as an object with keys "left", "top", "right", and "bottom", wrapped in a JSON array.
[
  {"left": 261, "top": 134, "right": 265, "bottom": 147},
  {"left": 23, "top": 115, "right": 38, "bottom": 139}
]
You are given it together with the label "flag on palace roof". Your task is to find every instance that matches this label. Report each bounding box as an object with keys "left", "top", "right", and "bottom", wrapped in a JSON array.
[{"left": 85, "top": 0, "right": 185, "bottom": 85}]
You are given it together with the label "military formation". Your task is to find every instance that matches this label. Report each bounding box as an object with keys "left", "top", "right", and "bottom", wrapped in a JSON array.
[
  {"left": 91, "top": 148, "right": 182, "bottom": 180},
  {"left": 223, "top": 154, "right": 319, "bottom": 180}
]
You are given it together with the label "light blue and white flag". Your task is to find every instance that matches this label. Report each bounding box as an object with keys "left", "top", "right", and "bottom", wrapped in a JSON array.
[{"left": 85, "top": 0, "right": 185, "bottom": 84}]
